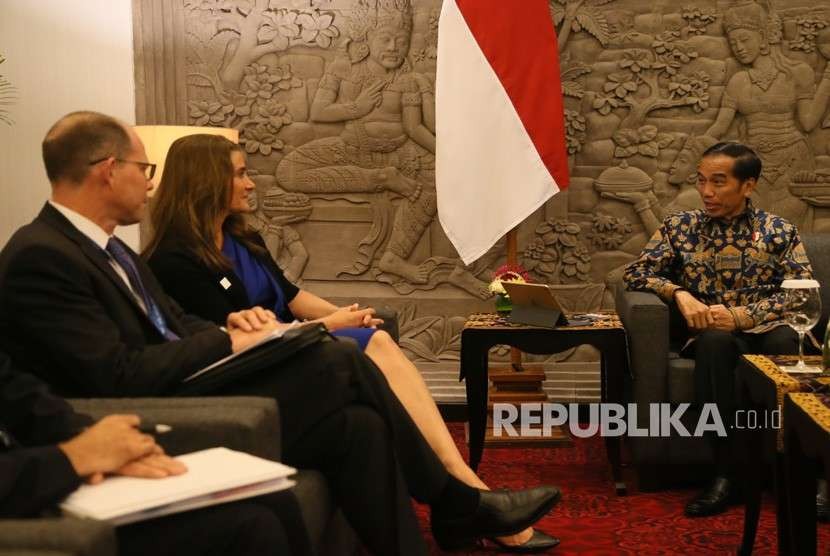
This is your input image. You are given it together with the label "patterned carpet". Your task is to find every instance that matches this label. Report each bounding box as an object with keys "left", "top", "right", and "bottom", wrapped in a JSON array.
[{"left": 412, "top": 423, "right": 830, "bottom": 555}]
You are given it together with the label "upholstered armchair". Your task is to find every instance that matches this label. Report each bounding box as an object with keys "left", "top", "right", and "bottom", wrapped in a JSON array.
[
  {"left": 617, "top": 234, "right": 830, "bottom": 489},
  {"left": 375, "top": 307, "right": 400, "bottom": 343},
  {"left": 0, "top": 397, "right": 357, "bottom": 556}
]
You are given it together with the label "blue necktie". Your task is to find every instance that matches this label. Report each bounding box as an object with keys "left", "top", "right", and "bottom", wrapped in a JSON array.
[{"left": 105, "top": 238, "right": 180, "bottom": 341}]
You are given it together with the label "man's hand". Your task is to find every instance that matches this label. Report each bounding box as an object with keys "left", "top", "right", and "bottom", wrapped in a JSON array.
[
  {"left": 102, "top": 453, "right": 187, "bottom": 484},
  {"left": 674, "top": 290, "right": 714, "bottom": 330},
  {"left": 228, "top": 320, "right": 293, "bottom": 353},
  {"left": 59, "top": 415, "right": 161, "bottom": 479},
  {"left": 709, "top": 304, "right": 737, "bottom": 332},
  {"left": 323, "top": 304, "right": 377, "bottom": 332},
  {"left": 226, "top": 306, "right": 277, "bottom": 332}
]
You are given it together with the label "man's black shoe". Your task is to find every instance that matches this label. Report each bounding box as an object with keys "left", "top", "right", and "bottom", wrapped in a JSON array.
[
  {"left": 431, "top": 486, "right": 561, "bottom": 551},
  {"left": 487, "top": 529, "right": 561, "bottom": 553},
  {"left": 684, "top": 477, "right": 734, "bottom": 517},
  {"left": 817, "top": 479, "right": 829, "bottom": 522}
]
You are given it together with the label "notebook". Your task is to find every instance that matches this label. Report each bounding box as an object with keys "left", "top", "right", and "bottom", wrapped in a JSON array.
[{"left": 60, "top": 447, "right": 296, "bottom": 525}]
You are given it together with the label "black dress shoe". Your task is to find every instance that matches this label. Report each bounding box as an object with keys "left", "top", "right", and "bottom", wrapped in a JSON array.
[
  {"left": 684, "top": 477, "right": 734, "bottom": 517},
  {"left": 817, "top": 479, "right": 829, "bottom": 522},
  {"left": 431, "top": 486, "right": 561, "bottom": 551},
  {"left": 487, "top": 529, "right": 561, "bottom": 553}
]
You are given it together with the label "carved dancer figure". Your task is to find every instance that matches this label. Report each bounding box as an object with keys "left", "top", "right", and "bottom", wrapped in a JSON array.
[
  {"left": 704, "top": 0, "right": 830, "bottom": 224},
  {"left": 275, "top": 0, "right": 438, "bottom": 285}
]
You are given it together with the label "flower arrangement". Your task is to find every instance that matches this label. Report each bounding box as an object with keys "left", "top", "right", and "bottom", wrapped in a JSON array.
[{"left": 488, "top": 263, "right": 531, "bottom": 296}]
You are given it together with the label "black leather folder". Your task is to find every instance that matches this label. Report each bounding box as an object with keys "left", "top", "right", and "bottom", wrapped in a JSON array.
[{"left": 176, "top": 323, "right": 331, "bottom": 395}]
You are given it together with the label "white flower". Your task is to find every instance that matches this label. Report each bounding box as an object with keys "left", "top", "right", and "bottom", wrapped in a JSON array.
[{"left": 489, "top": 279, "right": 507, "bottom": 295}]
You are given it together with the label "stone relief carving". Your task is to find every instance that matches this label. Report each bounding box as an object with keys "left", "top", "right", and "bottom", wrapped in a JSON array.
[
  {"left": 397, "top": 302, "right": 464, "bottom": 362},
  {"left": 790, "top": 13, "right": 828, "bottom": 53},
  {"left": 273, "top": 1, "right": 438, "bottom": 284},
  {"left": 550, "top": 0, "right": 617, "bottom": 50},
  {"left": 561, "top": 57, "right": 591, "bottom": 154},
  {"left": 700, "top": 1, "right": 830, "bottom": 226},
  {"left": 136, "top": 0, "right": 830, "bottom": 373},
  {"left": 681, "top": 5, "right": 718, "bottom": 37},
  {"left": 247, "top": 172, "right": 312, "bottom": 284},
  {"left": 523, "top": 219, "right": 593, "bottom": 284},
  {"left": 564, "top": 0, "right": 830, "bottom": 295},
  {"left": 0, "top": 54, "right": 16, "bottom": 126}
]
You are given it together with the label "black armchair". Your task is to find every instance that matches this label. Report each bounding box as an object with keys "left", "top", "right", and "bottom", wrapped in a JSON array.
[
  {"left": 617, "top": 233, "right": 830, "bottom": 489},
  {"left": 0, "top": 397, "right": 357, "bottom": 556}
]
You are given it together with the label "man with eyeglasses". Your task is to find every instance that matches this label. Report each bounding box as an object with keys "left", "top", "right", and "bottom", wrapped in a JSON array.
[
  {"left": 89, "top": 156, "right": 156, "bottom": 180},
  {"left": 0, "top": 111, "right": 560, "bottom": 555}
]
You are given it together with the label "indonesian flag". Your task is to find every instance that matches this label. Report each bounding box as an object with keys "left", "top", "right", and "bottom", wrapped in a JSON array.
[{"left": 436, "top": 0, "right": 569, "bottom": 265}]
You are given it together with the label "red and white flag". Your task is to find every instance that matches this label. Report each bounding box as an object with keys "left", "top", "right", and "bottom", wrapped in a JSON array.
[{"left": 436, "top": 0, "right": 569, "bottom": 265}]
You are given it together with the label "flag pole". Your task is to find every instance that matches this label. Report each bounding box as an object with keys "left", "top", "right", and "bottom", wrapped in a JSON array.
[
  {"left": 485, "top": 223, "right": 564, "bottom": 448},
  {"left": 506, "top": 227, "right": 524, "bottom": 371}
]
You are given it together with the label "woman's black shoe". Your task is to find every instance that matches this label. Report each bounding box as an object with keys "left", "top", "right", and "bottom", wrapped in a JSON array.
[
  {"left": 487, "top": 529, "right": 561, "bottom": 553},
  {"left": 431, "top": 486, "right": 561, "bottom": 550}
]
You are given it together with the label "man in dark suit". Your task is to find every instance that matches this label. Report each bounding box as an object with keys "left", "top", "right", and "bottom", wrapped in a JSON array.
[
  {"left": 0, "top": 350, "right": 292, "bottom": 555},
  {"left": 0, "top": 111, "right": 559, "bottom": 554}
]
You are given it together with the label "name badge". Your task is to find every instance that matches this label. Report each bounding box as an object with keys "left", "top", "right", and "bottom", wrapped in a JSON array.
[{"left": 219, "top": 277, "right": 231, "bottom": 290}]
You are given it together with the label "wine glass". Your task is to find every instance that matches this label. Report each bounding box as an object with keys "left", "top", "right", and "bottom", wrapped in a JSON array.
[{"left": 781, "top": 279, "right": 822, "bottom": 373}]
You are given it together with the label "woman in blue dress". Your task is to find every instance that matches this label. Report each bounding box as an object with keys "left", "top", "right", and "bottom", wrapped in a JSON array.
[{"left": 144, "top": 134, "right": 553, "bottom": 551}]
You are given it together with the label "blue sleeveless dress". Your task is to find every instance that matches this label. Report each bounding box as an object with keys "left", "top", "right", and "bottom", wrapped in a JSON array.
[{"left": 221, "top": 233, "right": 376, "bottom": 351}]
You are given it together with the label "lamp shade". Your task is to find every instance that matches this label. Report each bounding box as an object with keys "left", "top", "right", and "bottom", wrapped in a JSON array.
[{"left": 133, "top": 125, "right": 238, "bottom": 193}]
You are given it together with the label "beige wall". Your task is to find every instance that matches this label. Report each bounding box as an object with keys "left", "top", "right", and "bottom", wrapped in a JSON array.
[{"left": 0, "top": 0, "right": 138, "bottom": 249}]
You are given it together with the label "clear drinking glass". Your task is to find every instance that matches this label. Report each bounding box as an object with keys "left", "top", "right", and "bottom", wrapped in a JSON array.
[{"left": 782, "top": 279, "right": 822, "bottom": 373}]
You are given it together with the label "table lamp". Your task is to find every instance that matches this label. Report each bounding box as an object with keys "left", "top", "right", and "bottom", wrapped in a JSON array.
[{"left": 134, "top": 125, "right": 238, "bottom": 194}]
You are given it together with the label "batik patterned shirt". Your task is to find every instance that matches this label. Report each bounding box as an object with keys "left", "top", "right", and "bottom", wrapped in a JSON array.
[{"left": 623, "top": 202, "right": 813, "bottom": 331}]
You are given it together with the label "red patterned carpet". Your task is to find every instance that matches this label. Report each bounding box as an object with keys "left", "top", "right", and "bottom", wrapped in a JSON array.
[{"left": 412, "top": 423, "right": 830, "bottom": 555}]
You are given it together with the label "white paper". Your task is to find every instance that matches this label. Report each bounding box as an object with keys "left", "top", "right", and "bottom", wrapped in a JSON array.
[{"left": 61, "top": 447, "right": 296, "bottom": 524}]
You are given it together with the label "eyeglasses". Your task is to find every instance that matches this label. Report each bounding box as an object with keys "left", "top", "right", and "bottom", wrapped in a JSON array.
[{"left": 89, "top": 157, "right": 157, "bottom": 180}]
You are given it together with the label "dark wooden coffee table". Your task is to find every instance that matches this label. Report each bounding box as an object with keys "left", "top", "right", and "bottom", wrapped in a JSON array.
[
  {"left": 459, "top": 312, "right": 629, "bottom": 495},
  {"left": 736, "top": 354, "right": 828, "bottom": 555},
  {"left": 783, "top": 392, "right": 830, "bottom": 554}
]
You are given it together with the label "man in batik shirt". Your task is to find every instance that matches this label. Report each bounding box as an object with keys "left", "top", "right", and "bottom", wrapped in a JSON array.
[{"left": 624, "top": 142, "right": 813, "bottom": 517}]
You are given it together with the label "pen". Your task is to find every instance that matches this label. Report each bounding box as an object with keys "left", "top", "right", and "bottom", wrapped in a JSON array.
[{"left": 138, "top": 422, "right": 173, "bottom": 434}]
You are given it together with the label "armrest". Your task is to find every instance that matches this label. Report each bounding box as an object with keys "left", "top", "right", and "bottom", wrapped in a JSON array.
[
  {"left": 68, "top": 397, "right": 281, "bottom": 460},
  {"left": 0, "top": 518, "right": 116, "bottom": 556},
  {"left": 375, "top": 307, "right": 399, "bottom": 343},
  {"left": 615, "top": 289, "right": 670, "bottom": 403}
]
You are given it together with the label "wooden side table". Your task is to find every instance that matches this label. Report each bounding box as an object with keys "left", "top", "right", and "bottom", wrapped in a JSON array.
[
  {"left": 459, "top": 312, "right": 629, "bottom": 495},
  {"left": 784, "top": 392, "right": 830, "bottom": 555},
  {"left": 736, "top": 355, "right": 829, "bottom": 555}
]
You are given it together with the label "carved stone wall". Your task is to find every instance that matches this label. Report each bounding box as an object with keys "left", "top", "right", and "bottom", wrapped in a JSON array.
[
  {"left": 133, "top": 0, "right": 830, "bottom": 402},
  {"left": 0, "top": 54, "right": 15, "bottom": 127}
]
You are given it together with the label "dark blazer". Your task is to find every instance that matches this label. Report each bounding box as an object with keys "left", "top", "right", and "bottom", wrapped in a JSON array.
[
  {"left": 147, "top": 233, "right": 300, "bottom": 326},
  {"left": 0, "top": 203, "right": 232, "bottom": 397},
  {"left": 0, "top": 351, "right": 89, "bottom": 517}
]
